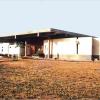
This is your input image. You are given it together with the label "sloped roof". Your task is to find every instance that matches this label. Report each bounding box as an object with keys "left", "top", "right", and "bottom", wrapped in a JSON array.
[{"left": 0, "top": 28, "right": 94, "bottom": 42}]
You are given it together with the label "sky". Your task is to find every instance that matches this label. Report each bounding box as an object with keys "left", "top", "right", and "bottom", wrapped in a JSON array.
[{"left": 0, "top": 0, "right": 100, "bottom": 37}]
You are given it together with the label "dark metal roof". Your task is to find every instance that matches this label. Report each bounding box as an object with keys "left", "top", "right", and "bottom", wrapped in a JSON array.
[
  {"left": 0, "top": 28, "right": 94, "bottom": 42},
  {"left": 50, "top": 28, "right": 94, "bottom": 37}
]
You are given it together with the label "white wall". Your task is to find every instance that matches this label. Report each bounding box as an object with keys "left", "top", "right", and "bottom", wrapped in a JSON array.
[
  {"left": 0, "top": 43, "right": 3, "bottom": 54},
  {"left": 78, "top": 37, "right": 92, "bottom": 55},
  {"left": 52, "top": 38, "right": 77, "bottom": 56},
  {"left": 9, "top": 44, "right": 20, "bottom": 56},
  {"left": 0, "top": 43, "right": 9, "bottom": 55},
  {"left": 43, "top": 37, "right": 93, "bottom": 60},
  {"left": 0, "top": 43, "right": 20, "bottom": 56},
  {"left": 44, "top": 38, "right": 77, "bottom": 58},
  {"left": 92, "top": 38, "right": 100, "bottom": 55},
  {"left": 43, "top": 40, "right": 49, "bottom": 58}
]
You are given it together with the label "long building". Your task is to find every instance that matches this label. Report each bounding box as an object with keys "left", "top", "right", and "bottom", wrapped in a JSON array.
[{"left": 0, "top": 28, "right": 99, "bottom": 61}]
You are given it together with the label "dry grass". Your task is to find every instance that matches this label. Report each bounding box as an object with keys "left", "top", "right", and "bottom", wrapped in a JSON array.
[{"left": 0, "top": 59, "right": 100, "bottom": 100}]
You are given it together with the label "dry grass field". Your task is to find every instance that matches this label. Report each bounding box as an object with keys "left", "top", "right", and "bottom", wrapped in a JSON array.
[{"left": 0, "top": 59, "right": 100, "bottom": 100}]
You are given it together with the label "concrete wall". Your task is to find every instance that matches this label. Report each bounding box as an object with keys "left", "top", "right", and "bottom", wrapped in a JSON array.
[
  {"left": 92, "top": 38, "right": 100, "bottom": 60},
  {"left": 0, "top": 43, "right": 9, "bottom": 55},
  {"left": 0, "top": 37, "right": 93, "bottom": 60},
  {"left": 0, "top": 43, "right": 2, "bottom": 54},
  {"left": 43, "top": 37, "right": 92, "bottom": 61},
  {"left": 78, "top": 37, "right": 92, "bottom": 60},
  {"left": 43, "top": 40, "right": 49, "bottom": 58},
  {"left": 0, "top": 42, "right": 36, "bottom": 57},
  {"left": 43, "top": 38, "right": 77, "bottom": 59},
  {"left": 9, "top": 44, "right": 20, "bottom": 56},
  {"left": 0, "top": 43, "right": 20, "bottom": 56},
  {"left": 78, "top": 37, "right": 92, "bottom": 55},
  {"left": 52, "top": 38, "right": 77, "bottom": 59},
  {"left": 92, "top": 38, "right": 100, "bottom": 55}
]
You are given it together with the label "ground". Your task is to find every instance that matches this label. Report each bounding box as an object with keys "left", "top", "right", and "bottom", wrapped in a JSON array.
[{"left": 0, "top": 58, "right": 100, "bottom": 100}]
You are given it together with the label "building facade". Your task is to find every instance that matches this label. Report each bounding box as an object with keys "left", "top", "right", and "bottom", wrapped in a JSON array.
[{"left": 0, "top": 28, "right": 99, "bottom": 61}]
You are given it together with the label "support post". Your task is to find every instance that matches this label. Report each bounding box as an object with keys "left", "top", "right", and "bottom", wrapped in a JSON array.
[
  {"left": 76, "top": 37, "right": 79, "bottom": 54},
  {"left": 50, "top": 39, "right": 53, "bottom": 58},
  {"left": 48, "top": 39, "right": 50, "bottom": 58},
  {"left": 25, "top": 41, "right": 27, "bottom": 57},
  {"left": 8, "top": 44, "right": 10, "bottom": 57}
]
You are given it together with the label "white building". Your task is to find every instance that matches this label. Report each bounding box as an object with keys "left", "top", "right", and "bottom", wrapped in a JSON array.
[{"left": 0, "top": 28, "right": 99, "bottom": 61}]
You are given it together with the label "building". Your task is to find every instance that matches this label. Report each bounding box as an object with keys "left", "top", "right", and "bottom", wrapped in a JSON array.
[{"left": 0, "top": 28, "right": 99, "bottom": 61}]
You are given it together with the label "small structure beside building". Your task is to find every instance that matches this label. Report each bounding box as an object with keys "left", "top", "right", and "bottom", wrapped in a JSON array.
[{"left": 0, "top": 28, "right": 99, "bottom": 61}]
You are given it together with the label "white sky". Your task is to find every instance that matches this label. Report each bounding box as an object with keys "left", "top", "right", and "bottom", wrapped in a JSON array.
[{"left": 0, "top": 0, "right": 100, "bottom": 37}]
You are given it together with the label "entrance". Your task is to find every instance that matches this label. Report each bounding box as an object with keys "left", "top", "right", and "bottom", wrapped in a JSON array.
[{"left": 23, "top": 38, "right": 44, "bottom": 57}]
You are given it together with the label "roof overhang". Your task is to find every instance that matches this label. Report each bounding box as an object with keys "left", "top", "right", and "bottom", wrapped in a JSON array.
[{"left": 0, "top": 28, "right": 94, "bottom": 42}]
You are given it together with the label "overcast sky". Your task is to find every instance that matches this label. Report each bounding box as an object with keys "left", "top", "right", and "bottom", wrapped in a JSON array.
[{"left": 0, "top": 0, "right": 100, "bottom": 37}]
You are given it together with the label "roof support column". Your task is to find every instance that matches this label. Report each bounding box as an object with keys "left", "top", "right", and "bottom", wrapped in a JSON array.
[
  {"left": 8, "top": 44, "right": 10, "bottom": 57},
  {"left": 76, "top": 37, "right": 79, "bottom": 55},
  {"left": 25, "top": 41, "right": 27, "bottom": 57},
  {"left": 48, "top": 39, "right": 50, "bottom": 58}
]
